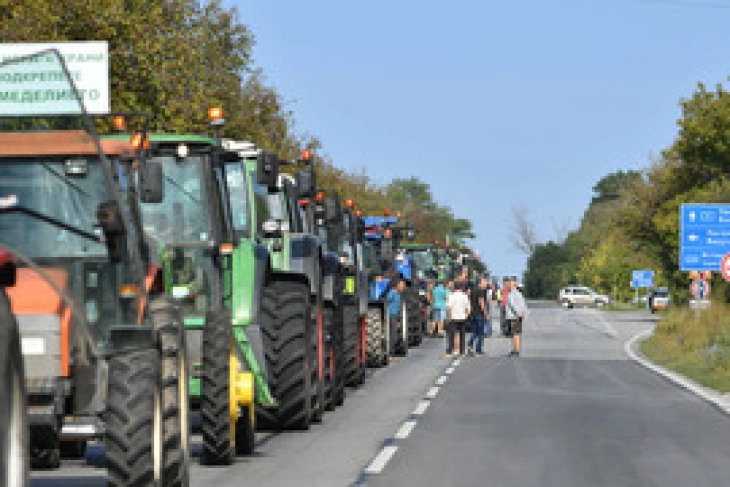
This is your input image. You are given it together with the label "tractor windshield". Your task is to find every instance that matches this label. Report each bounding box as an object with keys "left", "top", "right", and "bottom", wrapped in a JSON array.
[
  {"left": 141, "top": 154, "right": 213, "bottom": 248},
  {"left": 409, "top": 249, "right": 435, "bottom": 271},
  {"left": 0, "top": 159, "right": 106, "bottom": 258}
]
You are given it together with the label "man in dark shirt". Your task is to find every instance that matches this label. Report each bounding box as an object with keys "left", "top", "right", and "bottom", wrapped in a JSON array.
[{"left": 467, "top": 277, "right": 490, "bottom": 356}]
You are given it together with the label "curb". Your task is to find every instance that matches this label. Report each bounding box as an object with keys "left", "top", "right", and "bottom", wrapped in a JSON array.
[{"left": 625, "top": 329, "right": 730, "bottom": 415}]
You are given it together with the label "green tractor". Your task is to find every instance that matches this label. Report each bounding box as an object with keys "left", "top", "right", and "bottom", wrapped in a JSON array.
[
  {"left": 225, "top": 141, "right": 324, "bottom": 428},
  {"left": 1, "top": 51, "right": 189, "bottom": 485},
  {"left": 104, "top": 129, "right": 263, "bottom": 464},
  {"left": 311, "top": 191, "right": 353, "bottom": 408},
  {"left": 338, "top": 202, "right": 368, "bottom": 387}
]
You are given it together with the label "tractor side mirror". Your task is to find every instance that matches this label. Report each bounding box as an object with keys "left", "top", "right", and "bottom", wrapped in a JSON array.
[
  {"left": 97, "top": 201, "right": 127, "bottom": 263},
  {"left": 257, "top": 152, "right": 279, "bottom": 191},
  {"left": 296, "top": 166, "right": 316, "bottom": 198},
  {"left": 324, "top": 195, "right": 341, "bottom": 224},
  {"left": 406, "top": 224, "right": 416, "bottom": 241},
  {"left": 139, "top": 160, "right": 164, "bottom": 203}
]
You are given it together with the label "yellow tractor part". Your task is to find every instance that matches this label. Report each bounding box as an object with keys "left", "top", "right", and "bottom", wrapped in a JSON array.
[{"left": 229, "top": 342, "right": 254, "bottom": 444}]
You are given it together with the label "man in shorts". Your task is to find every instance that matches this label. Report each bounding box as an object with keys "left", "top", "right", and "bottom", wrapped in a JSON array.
[
  {"left": 446, "top": 282, "right": 470, "bottom": 356},
  {"left": 431, "top": 280, "right": 449, "bottom": 337},
  {"left": 500, "top": 277, "right": 511, "bottom": 337},
  {"left": 505, "top": 277, "right": 527, "bottom": 357}
]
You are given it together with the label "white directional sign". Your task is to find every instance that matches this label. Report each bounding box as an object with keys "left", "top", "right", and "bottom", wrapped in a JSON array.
[{"left": 0, "top": 41, "right": 109, "bottom": 114}]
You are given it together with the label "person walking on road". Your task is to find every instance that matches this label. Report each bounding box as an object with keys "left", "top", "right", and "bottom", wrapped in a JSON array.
[
  {"left": 500, "top": 277, "right": 511, "bottom": 337},
  {"left": 387, "top": 279, "right": 406, "bottom": 358},
  {"left": 431, "top": 280, "right": 449, "bottom": 338},
  {"left": 446, "top": 282, "right": 470, "bottom": 356},
  {"left": 467, "top": 277, "right": 490, "bottom": 356},
  {"left": 505, "top": 277, "right": 527, "bottom": 357}
]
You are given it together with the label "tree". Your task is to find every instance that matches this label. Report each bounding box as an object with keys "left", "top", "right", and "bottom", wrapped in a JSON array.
[{"left": 509, "top": 206, "right": 539, "bottom": 254}]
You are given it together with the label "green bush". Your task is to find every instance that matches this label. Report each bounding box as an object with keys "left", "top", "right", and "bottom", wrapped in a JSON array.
[{"left": 642, "top": 302, "right": 730, "bottom": 392}]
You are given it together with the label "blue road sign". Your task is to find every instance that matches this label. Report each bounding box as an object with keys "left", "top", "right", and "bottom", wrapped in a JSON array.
[
  {"left": 631, "top": 270, "right": 654, "bottom": 288},
  {"left": 680, "top": 204, "right": 730, "bottom": 271}
]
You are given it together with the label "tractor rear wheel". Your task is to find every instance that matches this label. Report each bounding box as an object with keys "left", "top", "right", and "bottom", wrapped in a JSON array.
[
  {"left": 324, "top": 305, "right": 345, "bottom": 409},
  {"left": 406, "top": 289, "right": 422, "bottom": 347},
  {"left": 149, "top": 297, "right": 190, "bottom": 484},
  {"left": 257, "top": 281, "right": 312, "bottom": 431},
  {"left": 201, "top": 309, "right": 234, "bottom": 465},
  {"left": 344, "top": 305, "right": 365, "bottom": 386},
  {"left": 0, "top": 290, "right": 28, "bottom": 487},
  {"left": 366, "top": 307, "right": 387, "bottom": 367},
  {"left": 105, "top": 349, "right": 160, "bottom": 487}
]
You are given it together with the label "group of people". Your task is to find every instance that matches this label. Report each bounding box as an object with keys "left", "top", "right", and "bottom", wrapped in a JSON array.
[{"left": 426, "top": 273, "right": 527, "bottom": 358}]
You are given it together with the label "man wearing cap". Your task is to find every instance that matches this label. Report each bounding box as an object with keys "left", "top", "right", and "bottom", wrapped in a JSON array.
[{"left": 505, "top": 277, "right": 528, "bottom": 357}]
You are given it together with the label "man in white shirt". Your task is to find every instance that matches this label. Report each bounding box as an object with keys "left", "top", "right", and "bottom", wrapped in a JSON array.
[
  {"left": 505, "top": 277, "right": 528, "bottom": 357},
  {"left": 446, "top": 282, "right": 471, "bottom": 356}
]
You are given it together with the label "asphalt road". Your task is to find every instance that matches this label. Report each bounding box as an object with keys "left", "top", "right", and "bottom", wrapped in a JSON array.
[{"left": 31, "top": 303, "right": 730, "bottom": 486}]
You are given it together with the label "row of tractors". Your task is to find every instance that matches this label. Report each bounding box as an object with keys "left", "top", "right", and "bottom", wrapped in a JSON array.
[{"left": 0, "top": 50, "right": 484, "bottom": 487}]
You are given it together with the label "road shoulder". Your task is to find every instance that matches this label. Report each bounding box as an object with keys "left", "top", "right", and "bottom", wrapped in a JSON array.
[{"left": 625, "top": 328, "right": 730, "bottom": 415}]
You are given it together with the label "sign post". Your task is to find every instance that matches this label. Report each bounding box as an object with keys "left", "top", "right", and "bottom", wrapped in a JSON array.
[{"left": 631, "top": 270, "right": 654, "bottom": 307}]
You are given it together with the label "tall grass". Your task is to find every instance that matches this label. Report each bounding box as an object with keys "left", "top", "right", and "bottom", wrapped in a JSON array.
[{"left": 641, "top": 302, "right": 730, "bottom": 392}]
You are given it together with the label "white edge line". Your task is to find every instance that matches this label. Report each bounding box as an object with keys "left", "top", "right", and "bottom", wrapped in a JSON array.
[
  {"left": 445, "top": 367, "right": 455, "bottom": 374},
  {"left": 426, "top": 386, "right": 440, "bottom": 399},
  {"left": 625, "top": 329, "right": 730, "bottom": 414},
  {"left": 436, "top": 375, "right": 447, "bottom": 385},
  {"left": 412, "top": 400, "right": 430, "bottom": 415},
  {"left": 394, "top": 420, "right": 417, "bottom": 439},
  {"left": 364, "top": 445, "right": 398, "bottom": 474}
]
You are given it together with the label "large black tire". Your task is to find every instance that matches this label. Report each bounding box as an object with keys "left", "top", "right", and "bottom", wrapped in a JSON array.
[
  {"left": 310, "top": 301, "right": 324, "bottom": 424},
  {"left": 366, "top": 307, "right": 387, "bottom": 367},
  {"left": 201, "top": 309, "right": 234, "bottom": 465},
  {"left": 105, "top": 349, "right": 160, "bottom": 486},
  {"left": 344, "top": 305, "right": 365, "bottom": 387},
  {"left": 149, "top": 297, "right": 190, "bottom": 484},
  {"left": 0, "top": 290, "right": 29, "bottom": 487},
  {"left": 392, "top": 303, "right": 408, "bottom": 357},
  {"left": 257, "top": 281, "right": 312, "bottom": 431},
  {"left": 405, "top": 289, "right": 422, "bottom": 347},
  {"left": 323, "top": 305, "right": 345, "bottom": 410}
]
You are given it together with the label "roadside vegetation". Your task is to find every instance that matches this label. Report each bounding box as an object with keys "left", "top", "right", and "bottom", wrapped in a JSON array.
[
  {"left": 524, "top": 80, "right": 730, "bottom": 304},
  {"left": 0, "top": 0, "right": 473, "bottom": 247},
  {"left": 641, "top": 303, "right": 730, "bottom": 393}
]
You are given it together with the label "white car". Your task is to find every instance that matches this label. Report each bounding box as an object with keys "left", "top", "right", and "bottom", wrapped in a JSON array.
[{"left": 558, "top": 286, "right": 611, "bottom": 308}]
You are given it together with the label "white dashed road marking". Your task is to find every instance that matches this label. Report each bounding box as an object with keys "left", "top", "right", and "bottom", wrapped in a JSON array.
[
  {"left": 394, "top": 420, "right": 417, "bottom": 439},
  {"left": 361, "top": 355, "right": 462, "bottom": 480},
  {"left": 364, "top": 446, "right": 399, "bottom": 474},
  {"left": 412, "top": 400, "right": 430, "bottom": 416}
]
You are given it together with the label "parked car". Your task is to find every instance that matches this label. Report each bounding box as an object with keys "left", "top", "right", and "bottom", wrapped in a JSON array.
[
  {"left": 648, "top": 287, "right": 671, "bottom": 313},
  {"left": 558, "top": 286, "right": 612, "bottom": 308}
]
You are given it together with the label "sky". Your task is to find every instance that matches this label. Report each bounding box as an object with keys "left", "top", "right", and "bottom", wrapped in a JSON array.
[{"left": 228, "top": 0, "right": 730, "bottom": 278}]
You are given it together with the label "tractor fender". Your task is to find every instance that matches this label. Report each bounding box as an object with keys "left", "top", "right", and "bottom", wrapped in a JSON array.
[
  {"left": 229, "top": 240, "right": 267, "bottom": 328},
  {"left": 289, "top": 233, "right": 320, "bottom": 297}
]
